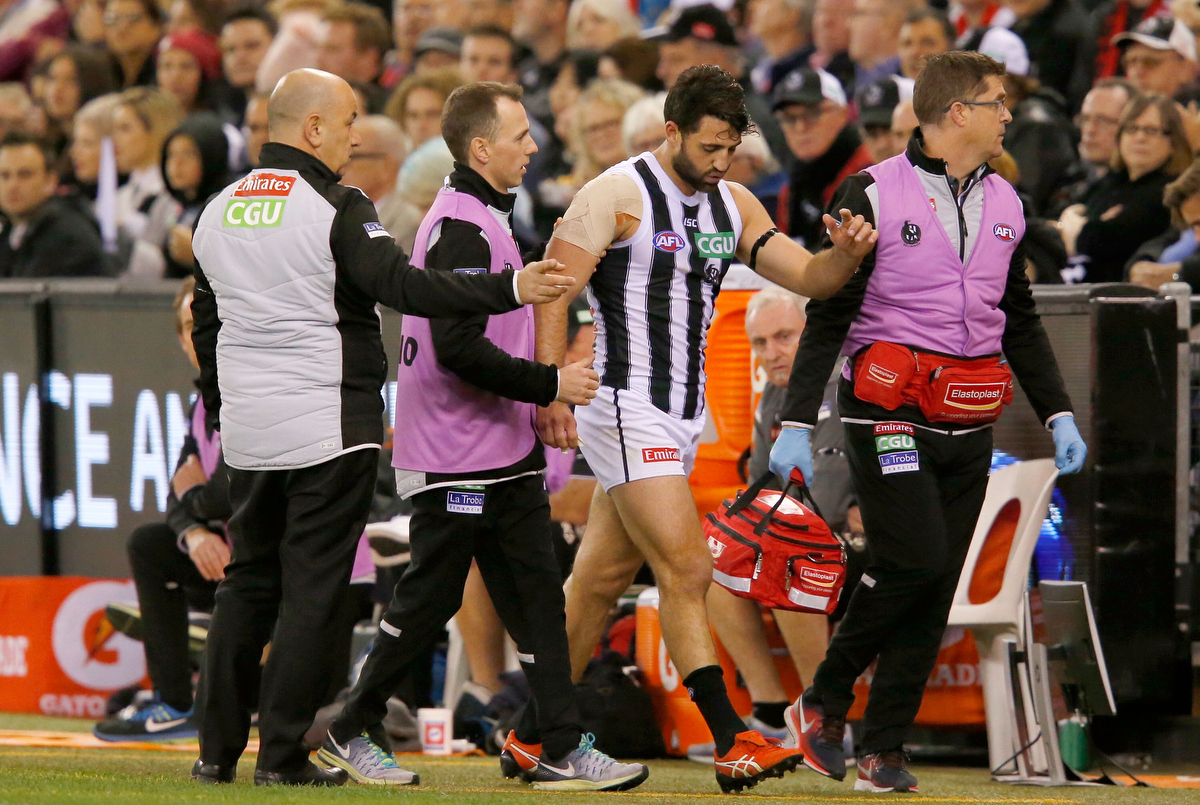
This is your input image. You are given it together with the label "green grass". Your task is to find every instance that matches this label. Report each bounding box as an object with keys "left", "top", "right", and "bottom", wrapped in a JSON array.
[{"left": 0, "top": 715, "right": 1195, "bottom": 804}]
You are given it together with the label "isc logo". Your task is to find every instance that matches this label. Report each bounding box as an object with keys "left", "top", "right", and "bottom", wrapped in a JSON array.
[
  {"left": 654, "top": 231, "right": 686, "bottom": 252},
  {"left": 993, "top": 223, "right": 1016, "bottom": 242}
]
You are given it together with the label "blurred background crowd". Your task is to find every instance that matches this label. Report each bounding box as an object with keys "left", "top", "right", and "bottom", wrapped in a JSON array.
[{"left": 5, "top": 0, "right": 1200, "bottom": 289}]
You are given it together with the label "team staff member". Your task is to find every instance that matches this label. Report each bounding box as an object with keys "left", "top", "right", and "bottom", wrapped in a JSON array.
[
  {"left": 533, "top": 65, "right": 878, "bottom": 793},
  {"left": 318, "top": 81, "right": 648, "bottom": 792},
  {"left": 769, "top": 52, "right": 1087, "bottom": 794},
  {"left": 188, "top": 68, "right": 574, "bottom": 787}
]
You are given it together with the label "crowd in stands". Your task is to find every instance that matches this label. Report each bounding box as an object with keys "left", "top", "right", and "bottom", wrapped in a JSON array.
[{"left": 5, "top": 0, "right": 1200, "bottom": 288}]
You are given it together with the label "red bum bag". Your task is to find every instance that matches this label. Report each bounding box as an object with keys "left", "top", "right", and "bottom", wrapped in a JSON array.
[{"left": 852, "top": 341, "right": 1014, "bottom": 425}]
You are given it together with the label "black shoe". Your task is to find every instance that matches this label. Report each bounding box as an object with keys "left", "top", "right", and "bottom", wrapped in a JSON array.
[
  {"left": 254, "top": 761, "right": 348, "bottom": 787},
  {"left": 191, "top": 760, "right": 236, "bottom": 784}
]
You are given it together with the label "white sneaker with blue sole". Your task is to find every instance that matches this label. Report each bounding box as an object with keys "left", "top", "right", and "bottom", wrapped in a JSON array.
[{"left": 532, "top": 733, "right": 649, "bottom": 791}]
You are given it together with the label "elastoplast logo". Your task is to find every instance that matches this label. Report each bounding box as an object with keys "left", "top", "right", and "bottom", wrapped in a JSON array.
[
  {"left": 801, "top": 567, "right": 837, "bottom": 587},
  {"left": 867, "top": 363, "right": 898, "bottom": 385},
  {"left": 233, "top": 173, "right": 295, "bottom": 197},
  {"left": 51, "top": 580, "right": 146, "bottom": 690},
  {"left": 653, "top": 231, "right": 686, "bottom": 252},
  {"left": 642, "top": 447, "right": 680, "bottom": 463},
  {"left": 224, "top": 199, "right": 286, "bottom": 227},
  {"left": 993, "top": 223, "right": 1016, "bottom": 242},
  {"left": 943, "top": 382, "right": 1006, "bottom": 410}
]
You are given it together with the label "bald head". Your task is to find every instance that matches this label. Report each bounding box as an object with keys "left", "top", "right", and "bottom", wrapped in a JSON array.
[{"left": 267, "top": 68, "right": 362, "bottom": 175}]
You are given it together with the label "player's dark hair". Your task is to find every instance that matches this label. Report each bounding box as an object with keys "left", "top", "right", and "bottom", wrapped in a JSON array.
[
  {"left": 663, "top": 65, "right": 752, "bottom": 137},
  {"left": 442, "top": 81, "right": 524, "bottom": 163}
]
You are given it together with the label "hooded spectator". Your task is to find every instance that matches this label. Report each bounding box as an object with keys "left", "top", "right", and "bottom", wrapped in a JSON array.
[
  {"left": 105, "top": 0, "right": 166, "bottom": 88},
  {"left": 1007, "top": 0, "right": 1097, "bottom": 112},
  {"left": 773, "top": 66, "right": 874, "bottom": 249},
  {"left": 385, "top": 67, "right": 463, "bottom": 149},
  {"left": 566, "top": 0, "right": 641, "bottom": 53},
  {"left": 1059, "top": 93, "right": 1191, "bottom": 282},
  {"left": 0, "top": 133, "right": 106, "bottom": 278},
  {"left": 157, "top": 28, "right": 223, "bottom": 114},
  {"left": 748, "top": 0, "right": 813, "bottom": 97}
]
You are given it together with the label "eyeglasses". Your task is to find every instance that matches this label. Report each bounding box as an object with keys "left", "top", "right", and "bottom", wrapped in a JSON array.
[
  {"left": 1121, "top": 124, "right": 1169, "bottom": 138},
  {"left": 1074, "top": 113, "right": 1121, "bottom": 129},
  {"left": 775, "top": 106, "right": 826, "bottom": 128},
  {"left": 103, "top": 11, "right": 147, "bottom": 26},
  {"left": 941, "top": 97, "right": 1006, "bottom": 113},
  {"left": 582, "top": 118, "right": 622, "bottom": 138}
]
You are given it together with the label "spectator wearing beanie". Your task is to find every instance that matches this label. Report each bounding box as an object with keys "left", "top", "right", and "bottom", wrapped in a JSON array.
[
  {"left": 773, "top": 67, "right": 874, "bottom": 250},
  {"left": 104, "top": 0, "right": 166, "bottom": 88},
  {"left": 1059, "top": 94, "right": 1191, "bottom": 283},
  {"left": 157, "top": 28, "right": 224, "bottom": 114}
]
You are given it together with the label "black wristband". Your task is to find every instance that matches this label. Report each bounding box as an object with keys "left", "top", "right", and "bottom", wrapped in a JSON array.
[{"left": 748, "top": 228, "right": 780, "bottom": 272}]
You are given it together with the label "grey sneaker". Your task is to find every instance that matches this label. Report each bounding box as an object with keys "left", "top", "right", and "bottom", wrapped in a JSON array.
[
  {"left": 317, "top": 731, "right": 419, "bottom": 786},
  {"left": 532, "top": 733, "right": 649, "bottom": 792}
]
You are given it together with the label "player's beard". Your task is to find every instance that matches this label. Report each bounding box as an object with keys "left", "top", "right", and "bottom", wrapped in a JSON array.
[{"left": 672, "top": 147, "right": 717, "bottom": 193}]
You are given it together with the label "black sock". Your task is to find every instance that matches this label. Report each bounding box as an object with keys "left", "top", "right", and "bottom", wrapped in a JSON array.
[
  {"left": 752, "top": 701, "right": 788, "bottom": 730},
  {"left": 513, "top": 702, "right": 541, "bottom": 748},
  {"left": 684, "top": 666, "right": 744, "bottom": 757}
]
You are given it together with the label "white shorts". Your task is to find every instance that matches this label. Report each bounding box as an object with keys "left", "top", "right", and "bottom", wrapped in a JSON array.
[{"left": 575, "top": 387, "right": 706, "bottom": 492}]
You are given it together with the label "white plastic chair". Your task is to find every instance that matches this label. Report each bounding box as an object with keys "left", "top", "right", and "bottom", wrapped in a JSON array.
[{"left": 947, "top": 458, "right": 1059, "bottom": 776}]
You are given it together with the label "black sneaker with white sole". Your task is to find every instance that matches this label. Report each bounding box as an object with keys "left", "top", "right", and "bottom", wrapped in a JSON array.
[{"left": 855, "top": 749, "right": 918, "bottom": 793}]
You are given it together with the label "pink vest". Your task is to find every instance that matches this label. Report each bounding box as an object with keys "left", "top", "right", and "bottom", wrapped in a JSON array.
[
  {"left": 391, "top": 187, "right": 537, "bottom": 474},
  {"left": 843, "top": 154, "right": 1024, "bottom": 359}
]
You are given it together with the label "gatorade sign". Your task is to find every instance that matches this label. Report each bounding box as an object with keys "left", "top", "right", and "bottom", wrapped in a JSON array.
[
  {"left": 224, "top": 172, "right": 295, "bottom": 228},
  {"left": 693, "top": 231, "right": 736, "bottom": 259}
]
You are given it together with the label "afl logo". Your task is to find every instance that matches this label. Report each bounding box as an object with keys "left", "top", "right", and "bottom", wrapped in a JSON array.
[
  {"left": 654, "top": 231, "right": 686, "bottom": 252},
  {"left": 993, "top": 223, "right": 1016, "bottom": 242},
  {"left": 901, "top": 220, "right": 921, "bottom": 246}
]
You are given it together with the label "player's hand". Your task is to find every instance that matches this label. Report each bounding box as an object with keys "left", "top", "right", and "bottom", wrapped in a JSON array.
[
  {"left": 172, "top": 455, "right": 207, "bottom": 498},
  {"left": 824, "top": 208, "right": 878, "bottom": 261},
  {"left": 537, "top": 401, "right": 579, "bottom": 449},
  {"left": 769, "top": 426, "right": 814, "bottom": 486},
  {"left": 517, "top": 258, "right": 574, "bottom": 305},
  {"left": 186, "top": 529, "right": 231, "bottom": 581},
  {"left": 1050, "top": 415, "right": 1087, "bottom": 474},
  {"left": 557, "top": 355, "right": 599, "bottom": 406}
]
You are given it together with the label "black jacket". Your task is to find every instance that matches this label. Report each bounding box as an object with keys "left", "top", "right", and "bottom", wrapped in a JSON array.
[
  {"left": 165, "top": 392, "right": 232, "bottom": 540},
  {"left": 782, "top": 135, "right": 1073, "bottom": 429},
  {"left": 419, "top": 163, "right": 556, "bottom": 485},
  {"left": 1073, "top": 166, "right": 1173, "bottom": 284},
  {"left": 1011, "top": 0, "right": 1096, "bottom": 112},
  {"left": 784, "top": 125, "right": 873, "bottom": 250},
  {"left": 0, "top": 194, "right": 106, "bottom": 278}
]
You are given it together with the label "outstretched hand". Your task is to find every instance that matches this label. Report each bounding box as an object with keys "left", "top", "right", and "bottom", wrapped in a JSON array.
[
  {"left": 517, "top": 258, "right": 574, "bottom": 304},
  {"left": 824, "top": 208, "right": 878, "bottom": 261}
]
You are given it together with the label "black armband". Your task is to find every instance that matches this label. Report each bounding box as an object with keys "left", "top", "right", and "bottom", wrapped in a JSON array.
[{"left": 748, "top": 228, "right": 780, "bottom": 272}]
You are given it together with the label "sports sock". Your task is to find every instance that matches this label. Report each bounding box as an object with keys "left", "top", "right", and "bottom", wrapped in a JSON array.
[
  {"left": 752, "top": 701, "right": 788, "bottom": 730},
  {"left": 683, "top": 665, "right": 744, "bottom": 757}
]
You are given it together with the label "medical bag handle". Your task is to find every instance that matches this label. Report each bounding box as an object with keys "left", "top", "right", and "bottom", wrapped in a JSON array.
[{"left": 725, "top": 470, "right": 827, "bottom": 534}]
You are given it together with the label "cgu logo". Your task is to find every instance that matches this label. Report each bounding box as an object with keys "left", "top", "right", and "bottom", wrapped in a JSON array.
[
  {"left": 654, "top": 231, "right": 686, "bottom": 252},
  {"left": 993, "top": 223, "right": 1016, "bottom": 242},
  {"left": 224, "top": 199, "right": 286, "bottom": 228},
  {"left": 801, "top": 567, "right": 837, "bottom": 587},
  {"left": 694, "top": 232, "right": 736, "bottom": 259},
  {"left": 876, "top": 434, "right": 915, "bottom": 452}
]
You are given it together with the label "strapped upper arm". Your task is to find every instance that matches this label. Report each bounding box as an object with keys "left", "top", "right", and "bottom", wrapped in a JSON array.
[{"left": 553, "top": 172, "right": 643, "bottom": 257}]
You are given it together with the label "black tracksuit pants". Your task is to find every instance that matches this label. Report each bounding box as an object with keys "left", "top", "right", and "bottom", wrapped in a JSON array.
[
  {"left": 331, "top": 474, "right": 583, "bottom": 759},
  {"left": 198, "top": 449, "right": 377, "bottom": 773},
  {"left": 127, "top": 523, "right": 217, "bottom": 712},
  {"left": 811, "top": 395, "right": 992, "bottom": 755}
]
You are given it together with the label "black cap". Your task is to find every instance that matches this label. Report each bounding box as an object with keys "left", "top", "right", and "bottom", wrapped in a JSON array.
[
  {"left": 855, "top": 75, "right": 914, "bottom": 128},
  {"left": 414, "top": 27, "right": 463, "bottom": 59},
  {"left": 656, "top": 4, "right": 738, "bottom": 48},
  {"left": 772, "top": 67, "right": 847, "bottom": 111}
]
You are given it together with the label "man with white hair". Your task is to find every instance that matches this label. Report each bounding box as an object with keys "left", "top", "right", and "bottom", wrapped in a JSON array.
[
  {"left": 338, "top": 114, "right": 408, "bottom": 235},
  {"left": 773, "top": 67, "right": 875, "bottom": 249}
]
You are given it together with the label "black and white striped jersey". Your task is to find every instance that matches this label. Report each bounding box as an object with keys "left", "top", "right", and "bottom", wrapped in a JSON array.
[{"left": 586, "top": 154, "right": 744, "bottom": 421}]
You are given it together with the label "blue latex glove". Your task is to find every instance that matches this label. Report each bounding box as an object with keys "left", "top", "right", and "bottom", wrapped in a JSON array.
[
  {"left": 1050, "top": 415, "right": 1087, "bottom": 474},
  {"left": 769, "top": 427, "right": 814, "bottom": 485}
]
